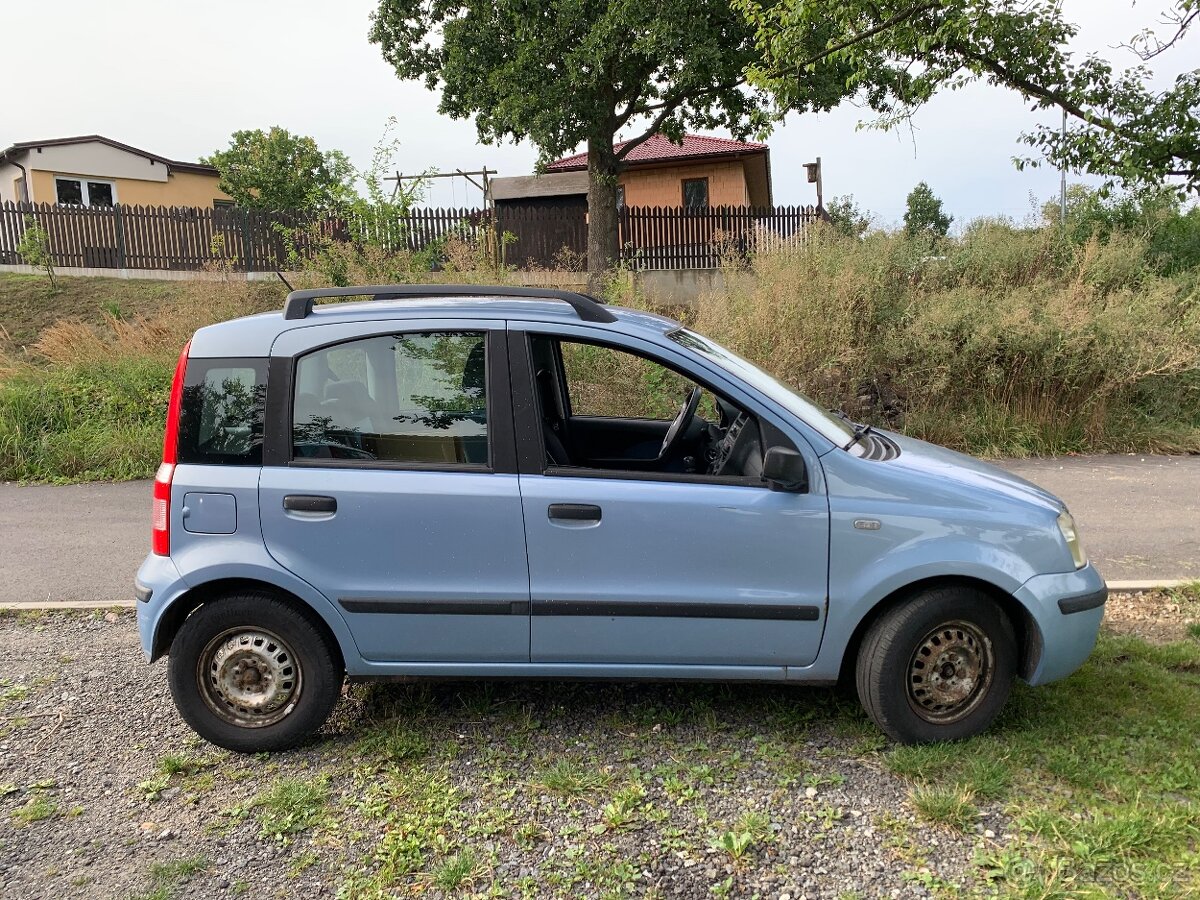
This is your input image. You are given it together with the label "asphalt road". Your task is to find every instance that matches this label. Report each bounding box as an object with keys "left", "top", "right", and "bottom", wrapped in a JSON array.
[
  {"left": 0, "top": 454, "right": 1196, "bottom": 605},
  {"left": 999, "top": 454, "right": 1199, "bottom": 583}
]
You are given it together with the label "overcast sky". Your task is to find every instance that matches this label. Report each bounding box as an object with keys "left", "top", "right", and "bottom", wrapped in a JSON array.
[{"left": 6, "top": 1, "right": 1190, "bottom": 227}]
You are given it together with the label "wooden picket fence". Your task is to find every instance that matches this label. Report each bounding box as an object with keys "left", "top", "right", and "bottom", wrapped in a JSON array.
[
  {"left": 618, "top": 205, "right": 823, "bottom": 269},
  {"left": 0, "top": 201, "right": 824, "bottom": 273}
]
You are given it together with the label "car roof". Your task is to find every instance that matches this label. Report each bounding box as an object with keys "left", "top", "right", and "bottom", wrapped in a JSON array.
[{"left": 186, "top": 295, "right": 682, "bottom": 358}]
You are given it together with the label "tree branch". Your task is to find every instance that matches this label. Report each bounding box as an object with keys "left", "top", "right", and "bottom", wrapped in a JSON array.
[
  {"left": 950, "top": 44, "right": 1200, "bottom": 176},
  {"left": 1123, "top": 7, "right": 1199, "bottom": 60},
  {"left": 613, "top": 77, "right": 747, "bottom": 160},
  {"left": 790, "top": 1, "right": 941, "bottom": 70}
]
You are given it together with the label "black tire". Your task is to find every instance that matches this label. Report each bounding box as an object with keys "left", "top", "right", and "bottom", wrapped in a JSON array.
[
  {"left": 167, "top": 592, "right": 342, "bottom": 753},
  {"left": 856, "top": 586, "right": 1016, "bottom": 744}
]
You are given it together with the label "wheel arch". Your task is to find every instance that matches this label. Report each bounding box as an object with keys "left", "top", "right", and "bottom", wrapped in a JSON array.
[
  {"left": 836, "top": 574, "right": 1042, "bottom": 689},
  {"left": 151, "top": 577, "right": 345, "bottom": 673}
]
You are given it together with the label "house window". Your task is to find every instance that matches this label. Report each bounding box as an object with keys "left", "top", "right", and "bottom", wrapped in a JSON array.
[
  {"left": 616, "top": 185, "right": 626, "bottom": 210},
  {"left": 213, "top": 199, "right": 235, "bottom": 209},
  {"left": 682, "top": 178, "right": 709, "bottom": 209},
  {"left": 55, "top": 176, "right": 117, "bottom": 208},
  {"left": 14, "top": 176, "right": 28, "bottom": 203}
]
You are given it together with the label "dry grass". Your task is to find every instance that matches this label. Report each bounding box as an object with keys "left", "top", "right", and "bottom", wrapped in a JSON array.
[
  {"left": 1, "top": 220, "right": 1197, "bottom": 482},
  {"left": 613, "top": 224, "right": 1200, "bottom": 457}
]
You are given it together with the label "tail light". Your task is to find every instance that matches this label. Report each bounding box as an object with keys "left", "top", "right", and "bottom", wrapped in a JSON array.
[{"left": 152, "top": 340, "right": 190, "bottom": 556}]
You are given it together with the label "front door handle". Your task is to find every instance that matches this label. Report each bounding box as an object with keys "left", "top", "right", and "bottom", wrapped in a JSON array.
[
  {"left": 548, "top": 503, "right": 602, "bottom": 522},
  {"left": 283, "top": 495, "right": 337, "bottom": 513}
]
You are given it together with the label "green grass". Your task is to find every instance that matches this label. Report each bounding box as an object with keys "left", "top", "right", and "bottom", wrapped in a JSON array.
[
  {"left": 0, "top": 273, "right": 187, "bottom": 352},
  {"left": 317, "top": 630, "right": 1200, "bottom": 898},
  {"left": 884, "top": 633, "right": 1200, "bottom": 897},
  {"left": 11, "top": 794, "right": 56, "bottom": 825},
  {"left": 253, "top": 776, "right": 331, "bottom": 840},
  {"left": 0, "top": 355, "right": 170, "bottom": 482},
  {"left": 536, "top": 757, "right": 614, "bottom": 797},
  {"left": 1168, "top": 581, "right": 1200, "bottom": 605},
  {"left": 909, "top": 783, "right": 978, "bottom": 831},
  {"left": 130, "top": 855, "right": 209, "bottom": 900},
  {"left": 431, "top": 849, "right": 477, "bottom": 891}
]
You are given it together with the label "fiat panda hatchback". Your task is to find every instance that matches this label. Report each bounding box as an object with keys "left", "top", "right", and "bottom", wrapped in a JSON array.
[{"left": 135, "top": 285, "right": 1106, "bottom": 752}]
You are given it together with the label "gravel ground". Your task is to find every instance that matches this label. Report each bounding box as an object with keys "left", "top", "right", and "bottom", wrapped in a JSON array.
[
  {"left": 10, "top": 603, "right": 1186, "bottom": 900},
  {"left": 1102, "top": 588, "right": 1199, "bottom": 644}
]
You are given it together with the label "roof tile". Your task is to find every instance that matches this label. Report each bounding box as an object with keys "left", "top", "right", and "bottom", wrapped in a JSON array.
[{"left": 546, "top": 133, "right": 767, "bottom": 171}]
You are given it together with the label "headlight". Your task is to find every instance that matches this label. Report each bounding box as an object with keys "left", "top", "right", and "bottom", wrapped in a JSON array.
[{"left": 1057, "top": 510, "right": 1087, "bottom": 569}]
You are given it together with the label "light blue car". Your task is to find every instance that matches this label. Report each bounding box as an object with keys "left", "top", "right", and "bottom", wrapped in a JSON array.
[{"left": 135, "top": 285, "right": 1106, "bottom": 752}]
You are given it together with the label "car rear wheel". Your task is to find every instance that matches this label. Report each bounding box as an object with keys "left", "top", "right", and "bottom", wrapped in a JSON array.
[
  {"left": 167, "top": 592, "right": 341, "bottom": 753},
  {"left": 856, "top": 586, "right": 1016, "bottom": 744}
]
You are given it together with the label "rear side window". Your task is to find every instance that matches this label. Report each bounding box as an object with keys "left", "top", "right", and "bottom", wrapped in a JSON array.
[
  {"left": 177, "top": 358, "right": 267, "bottom": 465},
  {"left": 292, "top": 331, "right": 488, "bottom": 466}
]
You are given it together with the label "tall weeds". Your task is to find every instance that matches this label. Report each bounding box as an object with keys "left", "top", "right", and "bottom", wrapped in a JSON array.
[
  {"left": 0, "top": 279, "right": 275, "bottom": 482},
  {"left": 0, "top": 222, "right": 1197, "bottom": 482},
  {"left": 661, "top": 224, "right": 1200, "bottom": 456}
]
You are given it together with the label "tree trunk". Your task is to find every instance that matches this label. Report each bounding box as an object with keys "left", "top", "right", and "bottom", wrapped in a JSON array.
[{"left": 586, "top": 135, "right": 620, "bottom": 290}]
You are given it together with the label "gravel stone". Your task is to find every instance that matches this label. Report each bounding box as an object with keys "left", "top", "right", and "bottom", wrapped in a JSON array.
[{"left": 2, "top": 611, "right": 1004, "bottom": 899}]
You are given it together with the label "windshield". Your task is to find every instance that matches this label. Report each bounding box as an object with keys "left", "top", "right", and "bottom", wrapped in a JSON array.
[{"left": 666, "top": 328, "right": 861, "bottom": 451}]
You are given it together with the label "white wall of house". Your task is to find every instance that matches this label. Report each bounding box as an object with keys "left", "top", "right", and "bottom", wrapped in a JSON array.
[
  {"left": 23, "top": 141, "right": 171, "bottom": 184},
  {"left": 0, "top": 162, "right": 27, "bottom": 203}
]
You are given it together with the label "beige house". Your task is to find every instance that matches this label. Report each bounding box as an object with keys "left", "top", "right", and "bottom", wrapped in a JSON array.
[
  {"left": 552, "top": 133, "right": 772, "bottom": 209},
  {"left": 0, "top": 135, "right": 229, "bottom": 208}
]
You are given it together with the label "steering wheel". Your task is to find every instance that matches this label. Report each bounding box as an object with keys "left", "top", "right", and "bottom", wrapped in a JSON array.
[{"left": 659, "top": 385, "right": 703, "bottom": 461}]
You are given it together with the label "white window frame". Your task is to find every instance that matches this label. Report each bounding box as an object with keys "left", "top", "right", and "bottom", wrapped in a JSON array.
[{"left": 54, "top": 176, "right": 118, "bottom": 208}]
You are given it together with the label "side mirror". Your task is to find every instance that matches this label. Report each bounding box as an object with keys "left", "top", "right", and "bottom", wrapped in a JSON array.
[{"left": 762, "top": 446, "right": 807, "bottom": 492}]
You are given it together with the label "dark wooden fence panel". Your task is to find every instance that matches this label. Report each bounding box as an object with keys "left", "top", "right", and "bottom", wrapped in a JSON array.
[
  {"left": 0, "top": 201, "right": 824, "bottom": 273},
  {"left": 496, "top": 204, "right": 587, "bottom": 269}
]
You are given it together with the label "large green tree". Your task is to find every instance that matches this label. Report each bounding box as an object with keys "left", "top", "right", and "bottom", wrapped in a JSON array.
[
  {"left": 204, "top": 127, "right": 357, "bottom": 212},
  {"left": 737, "top": 0, "right": 1200, "bottom": 195},
  {"left": 369, "top": 0, "right": 770, "bottom": 279}
]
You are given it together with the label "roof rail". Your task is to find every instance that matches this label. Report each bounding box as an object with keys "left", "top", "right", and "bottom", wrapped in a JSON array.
[{"left": 281, "top": 284, "right": 618, "bottom": 323}]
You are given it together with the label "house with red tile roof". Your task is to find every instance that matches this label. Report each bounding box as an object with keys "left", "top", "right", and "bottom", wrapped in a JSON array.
[{"left": 489, "top": 133, "right": 772, "bottom": 213}]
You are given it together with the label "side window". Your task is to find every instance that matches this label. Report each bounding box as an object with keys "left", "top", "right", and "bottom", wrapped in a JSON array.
[
  {"left": 560, "top": 341, "right": 716, "bottom": 420},
  {"left": 292, "top": 332, "right": 488, "bottom": 466},
  {"left": 178, "top": 359, "right": 267, "bottom": 465}
]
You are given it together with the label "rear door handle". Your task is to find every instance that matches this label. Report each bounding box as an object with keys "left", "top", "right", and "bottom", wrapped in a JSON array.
[
  {"left": 283, "top": 495, "right": 337, "bottom": 513},
  {"left": 548, "top": 503, "right": 601, "bottom": 522}
]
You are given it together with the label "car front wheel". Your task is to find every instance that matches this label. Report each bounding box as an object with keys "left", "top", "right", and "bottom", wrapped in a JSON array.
[
  {"left": 856, "top": 586, "right": 1016, "bottom": 744},
  {"left": 167, "top": 592, "right": 342, "bottom": 753}
]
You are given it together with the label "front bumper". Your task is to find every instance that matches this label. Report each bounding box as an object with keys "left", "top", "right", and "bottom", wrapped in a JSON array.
[{"left": 1015, "top": 563, "right": 1107, "bottom": 686}]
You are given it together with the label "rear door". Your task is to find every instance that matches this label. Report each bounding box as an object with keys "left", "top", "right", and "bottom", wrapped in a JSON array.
[{"left": 259, "top": 320, "right": 530, "bottom": 663}]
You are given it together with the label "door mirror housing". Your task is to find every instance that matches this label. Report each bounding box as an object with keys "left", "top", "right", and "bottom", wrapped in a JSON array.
[{"left": 762, "top": 446, "right": 807, "bottom": 492}]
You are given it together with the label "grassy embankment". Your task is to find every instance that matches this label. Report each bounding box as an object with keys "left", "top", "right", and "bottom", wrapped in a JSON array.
[{"left": 0, "top": 220, "right": 1198, "bottom": 483}]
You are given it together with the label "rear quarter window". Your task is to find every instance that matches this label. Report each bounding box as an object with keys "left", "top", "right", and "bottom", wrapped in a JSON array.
[{"left": 177, "top": 358, "right": 267, "bottom": 465}]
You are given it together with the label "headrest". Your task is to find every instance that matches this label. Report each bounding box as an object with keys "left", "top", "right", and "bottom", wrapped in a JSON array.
[
  {"left": 461, "top": 340, "right": 486, "bottom": 395},
  {"left": 324, "top": 380, "right": 372, "bottom": 406}
]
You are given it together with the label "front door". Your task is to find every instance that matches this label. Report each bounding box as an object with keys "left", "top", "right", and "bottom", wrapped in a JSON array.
[
  {"left": 514, "top": 330, "right": 829, "bottom": 668},
  {"left": 259, "top": 324, "right": 530, "bottom": 662}
]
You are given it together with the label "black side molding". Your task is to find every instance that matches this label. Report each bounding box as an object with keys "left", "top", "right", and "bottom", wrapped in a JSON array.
[
  {"left": 339, "top": 599, "right": 530, "bottom": 615},
  {"left": 535, "top": 601, "right": 822, "bottom": 621},
  {"left": 1058, "top": 588, "right": 1108, "bottom": 615}
]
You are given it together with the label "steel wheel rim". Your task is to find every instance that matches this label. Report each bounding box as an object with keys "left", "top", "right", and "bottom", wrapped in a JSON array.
[
  {"left": 197, "top": 627, "right": 303, "bottom": 728},
  {"left": 906, "top": 619, "right": 994, "bottom": 725}
]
